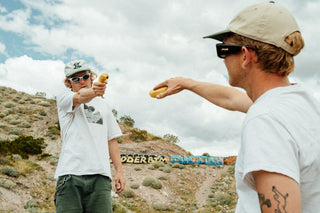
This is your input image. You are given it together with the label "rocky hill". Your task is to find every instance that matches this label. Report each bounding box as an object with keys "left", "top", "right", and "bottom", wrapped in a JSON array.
[{"left": 0, "top": 86, "right": 237, "bottom": 213}]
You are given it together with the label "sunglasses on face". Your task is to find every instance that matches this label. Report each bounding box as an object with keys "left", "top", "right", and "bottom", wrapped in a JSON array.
[
  {"left": 216, "top": 43, "right": 253, "bottom": 59},
  {"left": 68, "top": 73, "right": 91, "bottom": 83}
]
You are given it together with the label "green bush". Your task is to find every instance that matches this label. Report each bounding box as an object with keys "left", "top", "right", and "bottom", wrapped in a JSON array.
[
  {"left": 24, "top": 199, "right": 38, "bottom": 210},
  {"left": 159, "top": 166, "right": 171, "bottom": 173},
  {"left": 120, "top": 115, "right": 135, "bottom": 127},
  {"left": 48, "top": 156, "right": 59, "bottom": 166},
  {"left": 112, "top": 109, "right": 118, "bottom": 118},
  {"left": 215, "top": 192, "right": 231, "bottom": 205},
  {"left": 129, "top": 128, "right": 147, "bottom": 142},
  {"left": 48, "top": 125, "right": 60, "bottom": 136},
  {"left": 0, "top": 136, "right": 46, "bottom": 159},
  {"left": 178, "top": 206, "right": 186, "bottom": 212},
  {"left": 163, "top": 134, "right": 179, "bottom": 144},
  {"left": 0, "top": 157, "right": 10, "bottom": 165},
  {"left": 3, "top": 179, "right": 16, "bottom": 189},
  {"left": 5, "top": 102, "right": 15, "bottom": 108},
  {"left": 20, "top": 121, "right": 31, "bottom": 128},
  {"left": 142, "top": 176, "right": 156, "bottom": 187},
  {"left": 151, "top": 136, "right": 162, "bottom": 141},
  {"left": 208, "top": 194, "right": 215, "bottom": 198},
  {"left": 9, "top": 129, "right": 23, "bottom": 136},
  {"left": 3, "top": 114, "right": 19, "bottom": 123},
  {"left": 172, "top": 163, "right": 185, "bottom": 169},
  {"left": 151, "top": 181, "right": 162, "bottom": 190},
  {"left": 1, "top": 166, "right": 19, "bottom": 177},
  {"left": 158, "top": 175, "right": 168, "bottom": 181},
  {"left": 130, "top": 183, "right": 140, "bottom": 189},
  {"left": 120, "top": 189, "right": 135, "bottom": 198},
  {"left": 116, "top": 138, "right": 122, "bottom": 144},
  {"left": 153, "top": 203, "right": 173, "bottom": 211},
  {"left": 9, "top": 119, "right": 22, "bottom": 125},
  {"left": 134, "top": 166, "right": 142, "bottom": 171},
  {"left": 151, "top": 161, "right": 165, "bottom": 169},
  {"left": 39, "top": 111, "right": 47, "bottom": 116}
]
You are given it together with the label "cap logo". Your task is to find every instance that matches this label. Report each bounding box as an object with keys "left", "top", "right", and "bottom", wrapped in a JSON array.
[
  {"left": 221, "top": 48, "right": 229, "bottom": 51},
  {"left": 73, "top": 62, "right": 82, "bottom": 69}
]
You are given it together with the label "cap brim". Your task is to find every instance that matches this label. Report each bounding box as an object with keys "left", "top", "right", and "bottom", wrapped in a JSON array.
[
  {"left": 203, "top": 29, "right": 232, "bottom": 41},
  {"left": 66, "top": 68, "right": 91, "bottom": 77}
]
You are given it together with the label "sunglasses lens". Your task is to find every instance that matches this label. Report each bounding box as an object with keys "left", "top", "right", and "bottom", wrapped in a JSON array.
[
  {"left": 83, "top": 74, "right": 90, "bottom": 80},
  {"left": 218, "top": 51, "right": 226, "bottom": 59},
  {"left": 70, "top": 77, "right": 80, "bottom": 83},
  {"left": 216, "top": 43, "right": 245, "bottom": 59}
]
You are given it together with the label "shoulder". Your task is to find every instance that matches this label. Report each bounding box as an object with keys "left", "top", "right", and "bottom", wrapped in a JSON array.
[
  {"left": 246, "top": 85, "right": 314, "bottom": 121},
  {"left": 56, "top": 88, "right": 74, "bottom": 104}
]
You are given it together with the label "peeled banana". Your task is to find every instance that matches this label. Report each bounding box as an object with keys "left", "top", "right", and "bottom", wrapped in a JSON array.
[{"left": 149, "top": 87, "right": 168, "bottom": 98}]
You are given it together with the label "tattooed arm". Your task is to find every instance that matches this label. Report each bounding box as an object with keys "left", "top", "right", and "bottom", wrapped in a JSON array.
[{"left": 253, "top": 171, "right": 301, "bottom": 213}]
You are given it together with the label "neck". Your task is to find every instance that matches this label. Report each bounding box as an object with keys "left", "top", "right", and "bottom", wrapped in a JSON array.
[{"left": 245, "top": 69, "right": 291, "bottom": 102}]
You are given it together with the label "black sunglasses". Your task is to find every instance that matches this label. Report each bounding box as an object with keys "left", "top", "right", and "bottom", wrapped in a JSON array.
[
  {"left": 68, "top": 73, "right": 91, "bottom": 83},
  {"left": 216, "top": 43, "right": 253, "bottom": 59}
]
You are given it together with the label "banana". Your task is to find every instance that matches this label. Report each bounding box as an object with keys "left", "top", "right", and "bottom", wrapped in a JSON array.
[
  {"left": 98, "top": 73, "right": 109, "bottom": 98},
  {"left": 98, "top": 73, "right": 109, "bottom": 83},
  {"left": 149, "top": 87, "right": 168, "bottom": 98}
]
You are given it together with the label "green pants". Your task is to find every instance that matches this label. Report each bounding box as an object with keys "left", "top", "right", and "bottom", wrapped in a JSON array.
[{"left": 55, "top": 174, "right": 112, "bottom": 213}]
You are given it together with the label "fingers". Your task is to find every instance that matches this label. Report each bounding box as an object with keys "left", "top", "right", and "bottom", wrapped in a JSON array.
[
  {"left": 115, "top": 177, "right": 126, "bottom": 194},
  {"left": 154, "top": 77, "right": 185, "bottom": 99},
  {"left": 92, "top": 81, "right": 107, "bottom": 97},
  {"left": 153, "top": 81, "right": 168, "bottom": 91},
  {"left": 156, "top": 91, "right": 169, "bottom": 99}
]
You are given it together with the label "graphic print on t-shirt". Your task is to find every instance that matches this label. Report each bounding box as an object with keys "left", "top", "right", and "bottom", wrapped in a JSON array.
[{"left": 84, "top": 104, "right": 103, "bottom": 124}]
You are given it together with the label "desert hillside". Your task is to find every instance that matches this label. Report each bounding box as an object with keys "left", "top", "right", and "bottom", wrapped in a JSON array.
[{"left": 0, "top": 86, "right": 237, "bottom": 213}]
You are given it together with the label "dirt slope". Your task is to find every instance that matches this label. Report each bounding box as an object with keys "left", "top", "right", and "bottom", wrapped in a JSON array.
[{"left": 0, "top": 86, "right": 237, "bottom": 212}]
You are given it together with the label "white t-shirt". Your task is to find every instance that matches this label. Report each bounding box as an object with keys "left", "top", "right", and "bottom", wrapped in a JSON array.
[
  {"left": 54, "top": 89, "right": 122, "bottom": 179},
  {"left": 235, "top": 84, "right": 320, "bottom": 213}
]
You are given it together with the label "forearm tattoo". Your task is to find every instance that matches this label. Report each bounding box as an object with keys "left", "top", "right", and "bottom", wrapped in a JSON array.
[{"left": 258, "top": 186, "right": 289, "bottom": 213}]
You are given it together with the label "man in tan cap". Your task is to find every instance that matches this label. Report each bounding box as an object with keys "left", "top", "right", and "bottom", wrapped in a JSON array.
[{"left": 154, "top": 2, "right": 320, "bottom": 212}]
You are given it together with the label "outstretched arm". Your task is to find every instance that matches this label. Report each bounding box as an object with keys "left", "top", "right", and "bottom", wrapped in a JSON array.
[
  {"left": 153, "top": 77, "right": 252, "bottom": 113},
  {"left": 73, "top": 81, "right": 106, "bottom": 108}
]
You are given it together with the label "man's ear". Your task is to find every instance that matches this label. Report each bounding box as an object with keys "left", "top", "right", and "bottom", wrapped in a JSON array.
[{"left": 241, "top": 47, "right": 254, "bottom": 69}]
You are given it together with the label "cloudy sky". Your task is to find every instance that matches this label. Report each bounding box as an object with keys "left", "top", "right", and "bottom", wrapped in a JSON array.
[{"left": 0, "top": 0, "right": 319, "bottom": 156}]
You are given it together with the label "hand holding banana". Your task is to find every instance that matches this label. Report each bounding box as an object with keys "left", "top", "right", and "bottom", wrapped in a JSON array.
[
  {"left": 98, "top": 73, "right": 109, "bottom": 98},
  {"left": 149, "top": 87, "right": 168, "bottom": 98},
  {"left": 150, "top": 77, "right": 187, "bottom": 99}
]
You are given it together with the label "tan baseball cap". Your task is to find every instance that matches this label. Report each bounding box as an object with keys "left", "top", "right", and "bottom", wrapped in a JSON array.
[
  {"left": 64, "top": 60, "right": 91, "bottom": 77},
  {"left": 204, "top": 2, "right": 300, "bottom": 55}
]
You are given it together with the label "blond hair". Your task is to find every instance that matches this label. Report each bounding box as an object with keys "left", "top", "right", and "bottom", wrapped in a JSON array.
[
  {"left": 228, "top": 31, "right": 304, "bottom": 76},
  {"left": 64, "top": 71, "right": 98, "bottom": 89}
]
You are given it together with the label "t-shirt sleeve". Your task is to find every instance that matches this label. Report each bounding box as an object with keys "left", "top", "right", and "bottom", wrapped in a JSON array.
[
  {"left": 240, "top": 114, "right": 300, "bottom": 190},
  {"left": 106, "top": 106, "right": 122, "bottom": 141},
  {"left": 57, "top": 90, "right": 75, "bottom": 114}
]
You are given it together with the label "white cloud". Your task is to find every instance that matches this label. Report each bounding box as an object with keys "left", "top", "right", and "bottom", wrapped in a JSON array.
[
  {"left": 0, "top": 56, "right": 65, "bottom": 98},
  {"left": 0, "top": 8, "right": 31, "bottom": 33}
]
